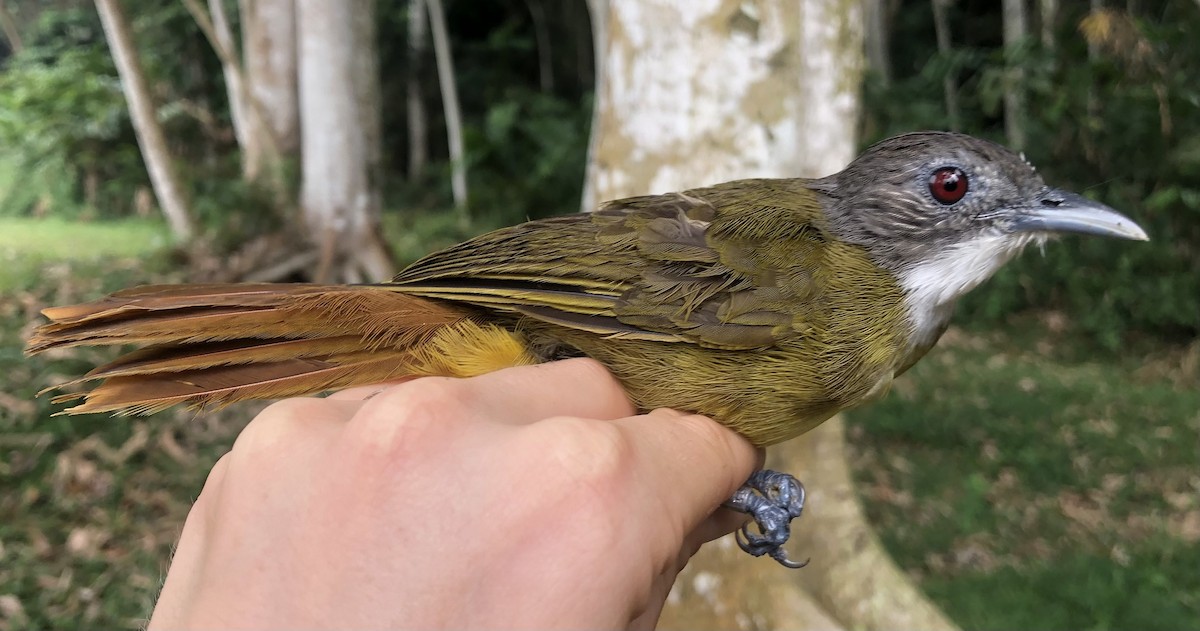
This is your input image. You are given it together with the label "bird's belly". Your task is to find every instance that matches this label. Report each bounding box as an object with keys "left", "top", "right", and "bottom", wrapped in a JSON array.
[{"left": 538, "top": 327, "right": 892, "bottom": 447}]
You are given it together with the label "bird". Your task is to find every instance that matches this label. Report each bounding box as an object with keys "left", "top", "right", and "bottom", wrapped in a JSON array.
[{"left": 26, "top": 131, "right": 1148, "bottom": 567}]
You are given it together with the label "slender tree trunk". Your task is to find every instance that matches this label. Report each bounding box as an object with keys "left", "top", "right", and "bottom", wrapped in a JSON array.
[
  {"left": 864, "top": 0, "right": 890, "bottom": 85},
  {"left": 573, "top": 0, "right": 592, "bottom": 90},
  {"left": 181, "top": 0, "right": 254, "bottom": 177},
  {"left": 1002, "top": 0, "right": 1027, "bottom": 151},
  {"left": 426, "top": 0, "right": 468, "bottom": 218},
  {"left": 297, "top": 0, "right": 392, "bottom": 282},
  {"left": 580, "top": 0, "right": 607, "bottom": 212},
  {"left": 95, "top": 0, "right": 194, "bottom": 241},
  {"left": 0, "top": 0, "right": 22, "bottom": 53},
  {"left": 1039, "top": 0, "right": 1057, "bottom": 50},
  {"left": 406, "top": 0, "right": 428, "bottom": 180},
  {"left": 932, "top": 0, "right": 961, "bottom": 131},
  {"left": 241, "top": 0, "right": 300, "bottom": 155},
  {"left": 353, "top": 0, "right": 382, "bottom": 225},
  {"left": 1084, "top": 0, "right": 1104, "bottom": 127},
  {"left": 526, "top": 0, "right": 554, "bottom": 93}
]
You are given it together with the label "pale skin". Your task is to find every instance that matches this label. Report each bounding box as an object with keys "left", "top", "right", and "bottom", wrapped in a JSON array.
[{"left": 148, "top": 358, "right": 761, "bottom": 630}]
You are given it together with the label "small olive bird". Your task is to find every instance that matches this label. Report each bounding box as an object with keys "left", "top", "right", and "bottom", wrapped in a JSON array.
[{"left": 27, "top": 132, "right": 1147, "bottom": 567}]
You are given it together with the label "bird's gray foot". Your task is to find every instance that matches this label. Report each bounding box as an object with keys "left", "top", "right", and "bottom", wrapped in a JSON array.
[{"left": 724, "top": 469, "right": 808, "bottom": 568}]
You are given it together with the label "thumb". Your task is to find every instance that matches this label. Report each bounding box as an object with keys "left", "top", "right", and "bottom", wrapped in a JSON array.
[{"left": 612, "top": 409, "right": 761, "bottom": 546}]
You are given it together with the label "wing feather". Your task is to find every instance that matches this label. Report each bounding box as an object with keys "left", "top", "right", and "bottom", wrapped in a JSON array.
[{"left": 389, "top": 179, "right": 831, "bottom": 349}]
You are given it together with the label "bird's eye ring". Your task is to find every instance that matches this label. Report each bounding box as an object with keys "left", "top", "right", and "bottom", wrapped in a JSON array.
[{"left": 929, "top": 167, "right": 968, "bottom": 205}]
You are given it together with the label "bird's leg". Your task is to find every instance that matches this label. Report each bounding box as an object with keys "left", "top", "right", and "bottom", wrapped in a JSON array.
[{"left": 723, "top": 469, "right": 808, "bottom": 568}]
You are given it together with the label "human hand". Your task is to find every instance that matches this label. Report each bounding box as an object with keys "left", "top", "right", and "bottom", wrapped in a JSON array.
[{"left": 147, "top": 358, "right": 760, "bottom": 630}]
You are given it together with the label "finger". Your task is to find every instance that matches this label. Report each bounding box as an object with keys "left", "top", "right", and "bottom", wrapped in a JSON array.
[
  {"left": 326, "top": 378, "right": 415, "bottom": 400},
  {"left": 466, "top": 358, "right": 638, "bottom": 424},
  {"left": 613, "top": 409, "right": 759, "bottom": 543},
  {"left": 689, "top": 507, "right": 753, "bottom": 545},
  {"left": 221, "top": 398, "right": 361, "bottom": 496},
  {"left": 367, "top": 358, "right": 638, "bottom": 426}
]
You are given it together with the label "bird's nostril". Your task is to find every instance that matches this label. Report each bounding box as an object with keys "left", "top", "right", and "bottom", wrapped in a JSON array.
[{"left": 1041, "top": 197, "right": 1063, "bottom": 207}]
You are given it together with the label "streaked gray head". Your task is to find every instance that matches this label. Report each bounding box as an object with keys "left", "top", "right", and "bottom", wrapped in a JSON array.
[
  {"left": 814, "top": 131, "right": 1148, "bottom": 343},
  {"left": 818, "top": 131, "right": 1147, "bottom": 274}
]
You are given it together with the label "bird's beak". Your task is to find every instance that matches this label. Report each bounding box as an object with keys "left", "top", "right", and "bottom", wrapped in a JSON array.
[{"left": 1009, "top": 189, "right": 1149, "bottom": 241}]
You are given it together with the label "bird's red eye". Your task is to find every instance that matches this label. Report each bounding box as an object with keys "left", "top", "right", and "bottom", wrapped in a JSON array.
[{"left": 929, "top": 167, "right": 968, "bottom": 205}]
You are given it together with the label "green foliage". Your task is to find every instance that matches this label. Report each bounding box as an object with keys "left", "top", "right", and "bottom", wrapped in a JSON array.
[
  {"left": 848, "top": 327, "right": 1200, "bottom": 630},
  {"left": 0, "top": 3, "right": 237, "bottom": 223},
  {"left": 0, "top": 9, "right": 142, "bottom": 217},
  {"left": 865, "top": 1, "right": 1200, "bottom": 347},
  {"left": 465, "top": 89, "right": 592, "bottom": 223}
]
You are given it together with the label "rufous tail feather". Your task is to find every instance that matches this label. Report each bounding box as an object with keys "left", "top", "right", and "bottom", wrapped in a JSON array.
[{"left": 26, "top": 284, "right": 538, "bottom": 415}]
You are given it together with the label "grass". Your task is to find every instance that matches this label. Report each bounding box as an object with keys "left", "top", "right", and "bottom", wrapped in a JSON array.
[
  {"left": 846, "top": 325, "right": 1200, "bottom": 630},
  {"left": 0, "top": 217, "right": 171, "bottom": 291},
  {"left": 0, "top": 217, "right": 1197, "bottom": 628}
]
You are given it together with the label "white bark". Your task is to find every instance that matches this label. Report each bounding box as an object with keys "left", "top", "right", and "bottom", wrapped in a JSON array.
[
  {"left": 583, "top": 2, "right": 956, "bottom": 629},
  {"left": 585, "top": 0, "right": 861, "bottom": 206},
  {"left": 1003, "top": 0, "right": 1027, "bottom": 150},
  {"left": 297, "top": 0, "right": 391, "bottom": 282},
  {"left": 207, "top": 0, "right": 244, "bottom": 140},
  {"left": 241, "top": 0, "right": 300, "bottom": 154},
  {"left": 407, "top": 0, "right": 428, "bottom": 180},
  {"left": 95, "top": 0, "right": 194, "bottom": 241},
  {"left": 352, "top": 0, "right": 383, "bottom": 223},
  {"left": 426, "top": 0, "right": 468, "bottom": 215}
]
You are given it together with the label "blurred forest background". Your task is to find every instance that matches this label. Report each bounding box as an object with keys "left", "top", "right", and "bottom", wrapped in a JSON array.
[{"left": 0, "top": 0, "right": 1197, "bottom": 629}]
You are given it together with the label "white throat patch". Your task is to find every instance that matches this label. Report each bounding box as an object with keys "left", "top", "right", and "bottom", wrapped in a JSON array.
[{"left": 899, "top": 233, "right": 1042, "bottom": 347}]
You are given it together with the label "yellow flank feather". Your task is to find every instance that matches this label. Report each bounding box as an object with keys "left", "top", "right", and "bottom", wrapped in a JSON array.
[{"left": 408, "top": 321, "right": 539, "bottom": 378}]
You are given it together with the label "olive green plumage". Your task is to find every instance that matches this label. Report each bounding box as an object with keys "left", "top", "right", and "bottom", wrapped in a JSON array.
[{"left": 390, "top": 179, "right": 909, "bottom": 446}]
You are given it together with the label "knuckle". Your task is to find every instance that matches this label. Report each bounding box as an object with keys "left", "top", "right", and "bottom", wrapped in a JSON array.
[
  {"left": 234, "top": 398, "right": 325, "bottom": 454},
  {"left": 363, "top": 377, "right": 471, "bottom": 426},
  {"left": 350, "top": 377, "right": 473, "bottom": 454},
  {"left": 536, "top": 417, "right": 632, "bottom": 503},
  {"left": 652, "top": 408, "right": 734, "bottom": 456},
  {"left": 675, "top": 412, "right": 734, "bottom": 457}
]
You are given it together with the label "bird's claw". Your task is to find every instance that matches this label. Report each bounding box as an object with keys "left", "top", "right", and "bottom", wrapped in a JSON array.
[{"left": 724, "top": 469, "right": 808, "bottom": 568}]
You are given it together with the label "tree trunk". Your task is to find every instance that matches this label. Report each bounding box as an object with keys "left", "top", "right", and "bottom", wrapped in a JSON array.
[
  {"left": 181, "top": 0, "right": 254, "bottom": 178},
  {"left": 1039, "top": 0, "right": 1057, "bottom": 50},
  {"left": 297, "top": 0, "right": 393, "bottom": 283},
  {"left": 241, "top": 0, "right": 300, "bottom": 156},
  {"left": 352, "top": 0, "right": 383, "bottom": 232},
  {"left": 426, "top": 0, "right": 468, "bottom": 218},
  {"left": 0, "top": 0, "right": 22, "bottom": 53},
  {"left": 525, "top": 0, "right": 554, "bottom": 93},
  {"left": 406, "top": 0, "right": 428, "bottom": 180},
  {"left": 1002, "top": 0, "right": 1027, "bottom": 151},
  {"left": 583, "top": 1, "right": 957, "bottom": 627},
  {"left": 95, "top": 0, "right": 194, "bottom": 241},
  {"left": 864, "top": 0, "right": 890, "bottom": 86},
  {"left": 932, "top": 0, "right": 961, "bottom": 131},
  {"left": 579, "top": 0, "right": 608, "bottom": 212}
]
